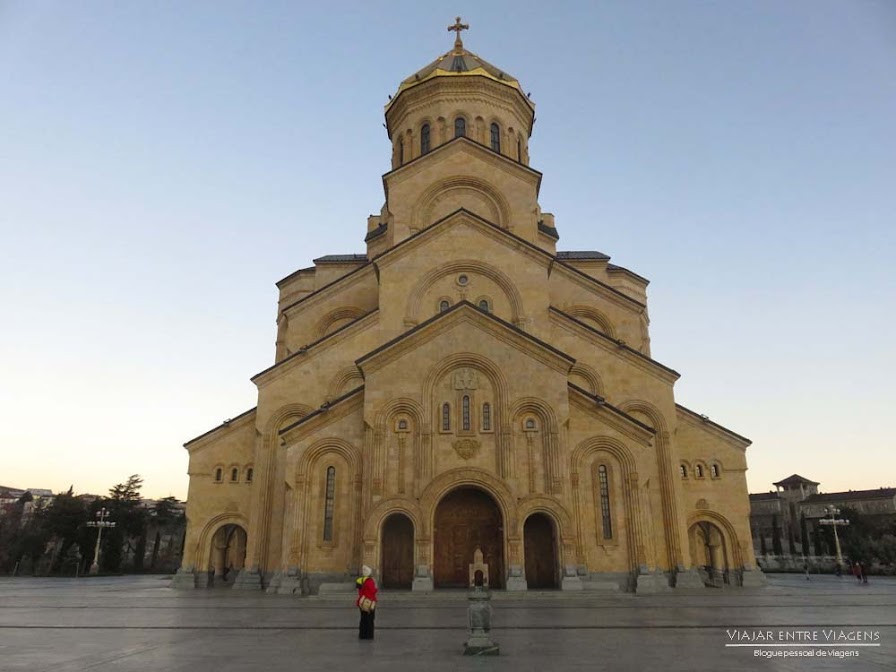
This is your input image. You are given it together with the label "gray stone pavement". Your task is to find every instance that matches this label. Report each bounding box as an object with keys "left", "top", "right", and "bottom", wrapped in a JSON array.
[{"left": 0, "top": 574, "right": 894, "bottom": 671}]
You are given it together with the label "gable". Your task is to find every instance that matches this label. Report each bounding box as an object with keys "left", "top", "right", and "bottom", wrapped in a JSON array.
[{"left": 356, "top": 301, "right": 574, "bottom": 379}]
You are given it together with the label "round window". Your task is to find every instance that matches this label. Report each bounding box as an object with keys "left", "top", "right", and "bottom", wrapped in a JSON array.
[{"left": 457, "top": 274, "right": 469, "bottom": 286}]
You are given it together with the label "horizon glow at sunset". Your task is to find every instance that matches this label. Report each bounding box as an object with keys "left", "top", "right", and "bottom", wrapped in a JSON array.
[{"left": 1, "top": 2, "right": 893, "bottom": 500}]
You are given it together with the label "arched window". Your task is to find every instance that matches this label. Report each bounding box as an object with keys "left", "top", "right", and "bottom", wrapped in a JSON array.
[
  {"left": 482, "top": 402, "right": 491, "bottom": 431},
  {"left": 421, "top": 123, "right": 430, "bottom": 154},
  {"left": 246, "top": 467, "right": 254, "bottom": 483},
  {"left": 323, "top": 466, "right": 336, "bottom": 541},
  {"left": 680, "top": 464, "right": 688, "bottom": 478},
  {"left": 439, "top": 300, "right": 450, "bottom": 313},
  {"left": 711, "top": 464, "right": 720, "bottom": 478},
  {"left": 442, "top": 403, "right": 451, "bottom": 431},
  {"left": 230, "top": 467, "right": 239, "bottom": 482},
  {"left": 517, "top": 137, "right": 522, "bottom": 162},
  {"left": 214, "top": 468, "right": 223, "bottom": 482},
  {"left": 490, "top": 122, "right": 500, "bottom": 152},
  {"left": 525, "top": 418, "right": 536, "bottom": 430},
  {"left": 454, "top": 117, "right": 466, "bottom": 138},
  {"left": 598, "top": 465, "right": 613, "bottom": 539},
  {"left": 696, "top": 464, "right": 704, "bottom": 478},
  {"left": 398, "top": 138, "right": 404, "bottom": 165},
  {"left": 478, "top": 299, "right": 490, "bottom": 312},
  {"left": 462, "top": 395, "right": 471, "bottom": 431},
  {"left": 397, "top": 419, "right": 408, "bottom": 431}
]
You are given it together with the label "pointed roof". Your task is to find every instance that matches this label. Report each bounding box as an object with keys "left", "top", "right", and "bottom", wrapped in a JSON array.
[
  {"left": 387, "top": 20, "right": 533, "bottom": 114},
  {"left": 773, "top": 474, "right": 819, "bottom": 487}
]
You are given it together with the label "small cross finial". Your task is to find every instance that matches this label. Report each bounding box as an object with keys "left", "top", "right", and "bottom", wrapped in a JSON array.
[{"left": 448, "top": 16, "right": 469, "bottom": 51}]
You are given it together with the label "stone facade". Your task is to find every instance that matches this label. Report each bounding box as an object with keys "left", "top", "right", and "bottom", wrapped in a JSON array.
[{"left": 176, "top": 29, "right": 761, "bottom": 593}]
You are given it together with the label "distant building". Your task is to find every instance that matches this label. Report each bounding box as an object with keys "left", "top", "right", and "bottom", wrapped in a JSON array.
[{"left": 749, "top": 474, "right": 896, "bottom": 568}]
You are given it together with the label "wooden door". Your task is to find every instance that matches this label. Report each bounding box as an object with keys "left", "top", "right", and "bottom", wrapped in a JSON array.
[
  {"left": 524, "top": 513, "right": 557, "bottom": 589},
  {"left": 434, "top": 488, "right": 504, "bottom": 588},
  {"left": 381, "top": 514, "right": 414, "bottom": 589}
]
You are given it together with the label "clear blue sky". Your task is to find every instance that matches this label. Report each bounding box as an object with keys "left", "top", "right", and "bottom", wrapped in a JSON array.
[{"left": 1, "top": 1, "right": 893, "bottom": 500}]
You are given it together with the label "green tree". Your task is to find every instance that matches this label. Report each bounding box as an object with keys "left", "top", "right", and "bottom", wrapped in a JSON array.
[
  {"left": 771, "top": 515, "right": 783, "bottom": 555},
  {"left": 44, "top": 487, "right": 88, "bottom": 573},
  {"left": 101, "top": 475, "right": 147, "bottom": 573},
  {"left": 149, "top": 497, "right": 183, "bottom": 570}
]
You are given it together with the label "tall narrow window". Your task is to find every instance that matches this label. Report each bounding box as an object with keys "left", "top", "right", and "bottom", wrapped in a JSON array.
[
  {"left": 454, "top": 117, "right": 466, "bottom": 138},
  {"left": 598, "top": 465, "right": 612, "bottom": 539},
  {"left": 246, "top": 467, "right": 254, "bottom": 483},
  {"left": 696, "top": 465, "right": 704, "bottom": 478},
  {"left": 398, "top": 138, "right": 404, "bottom": 165},
  {"left": 462, "top": 395, "right": 471, "bottom": 431},
  {"left": 482, "top": 402, "right": 491, "bottom": 431},
  {"left": 711, "top": 464, "right": 720, "bottom": 478},
  {"left": 215, "top": 468, "right": 223, "bottom": 482},
  {"left": 323, "top": 466, "right": 336, "bottom": 541},
  {"left": 680, "top": 464, "right": 688, "bottom": 478},
  {"left": 421, "top": 123, "right": 430, "bottom": 154},
  {"left": 231, "top": 467, "right": 239, "bottom": 482},
  {"left": 490, "top": 123, "right": 500, "bottom": 152},
  {"left": 517, "top": 137, "right": 522, "bottom": 162},
  {"left": 442, "top": 403, "right": 451, "bottom": 431}
]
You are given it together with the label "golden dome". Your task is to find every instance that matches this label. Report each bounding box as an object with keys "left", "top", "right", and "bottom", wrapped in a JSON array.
[{"left": 387, "top": 19, "right": 533, "bottom": 112}]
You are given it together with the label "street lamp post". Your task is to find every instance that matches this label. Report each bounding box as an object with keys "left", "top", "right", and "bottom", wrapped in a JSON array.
[
  {"left": 819, "top": 506, "right": 849, "bottom": 570},
  {"left": 86, "top": 508, "right": 116, "bottom": 575}
]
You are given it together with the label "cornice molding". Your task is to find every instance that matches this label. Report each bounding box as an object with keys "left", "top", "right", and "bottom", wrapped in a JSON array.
[
  {"left": 357, "top": 301, "right": 574, "bottom": 377},
  {"left": 184, "top": 407, "right": 257, "bottom": 452},
  {"left": 675, "top": 404, "right": 751, "bottom": 450},
  {"left": 280, "top": 264, "right": 377, "bottom": 318},
  {"left": 568, "top": 384, "right": 654, "bottom": 446},
  {"left": 549, "top": 308, "right": 679, "bottom": 385},
  {"left": 373, "top": 208, "right": 552, "bottom": 272},
  {"left": 251, "top": 310, "right": 380, "bottom": 387},
  {"left": 550, "top": 260, "right": 645, "bottom": 311},
  {"left": 279, "top": 387, "right": 365, "bottom": 446},
  {"left": 386, "top": 76, "right": 534, "bottom": 136},
  {"left": 383, "top": 136, "right": 541, "bottom": 192}
]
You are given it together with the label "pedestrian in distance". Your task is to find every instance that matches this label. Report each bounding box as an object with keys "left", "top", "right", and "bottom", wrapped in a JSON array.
[
  {"left": 803, "top": 560, "right": 810, "bottom": 581},
  {"left": 356, "top": 565, "right": 378, "bottom": 640},
  {"left": 859, "top": 561, "right": 868, "bottom": 584},
  {"left": 852, "top": 562, "right": 862, "bottom": 582}
]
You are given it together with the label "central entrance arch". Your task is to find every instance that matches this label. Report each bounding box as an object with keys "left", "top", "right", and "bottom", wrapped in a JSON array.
[{"left": 433, "top": 487, "right": 504, "bottom": 588}]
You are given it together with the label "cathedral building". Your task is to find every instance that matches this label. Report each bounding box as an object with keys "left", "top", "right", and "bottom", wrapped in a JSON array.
[{"left": 174, "top": 21, "right": 764, "bottom": 593}]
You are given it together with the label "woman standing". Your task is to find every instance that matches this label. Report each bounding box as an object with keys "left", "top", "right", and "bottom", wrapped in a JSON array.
[{"left": 356, "top": 565, "right": 378, "bottom": 640}]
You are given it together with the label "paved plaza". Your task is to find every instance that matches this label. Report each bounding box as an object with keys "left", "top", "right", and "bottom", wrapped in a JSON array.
[{"left": 1, "top": 574, "right": 894, "bottom": 671}]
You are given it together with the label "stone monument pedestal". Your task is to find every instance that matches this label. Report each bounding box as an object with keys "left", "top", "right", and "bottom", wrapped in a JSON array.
[
  {"left": 171, "top": 567, "right": 197, "bottom": 590},
  {"left": 740, "top": 568, "right": 768, "bottom": 587},
  {"left": 674, "top": 569, "right": 707, "bottom": 589},
  {"left": 412, "top": 565, "right": 434, "bottom": 592},
  {"left": 464, "top": 588, "right": 499, "bottom": 656},
  {"left": 232, "top": 567, "right": 262, "bottom": 591}
]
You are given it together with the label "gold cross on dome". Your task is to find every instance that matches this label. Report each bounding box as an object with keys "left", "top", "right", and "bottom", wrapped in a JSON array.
[{"left": 448, "top": 16, "right": 469, "bottom": 49}]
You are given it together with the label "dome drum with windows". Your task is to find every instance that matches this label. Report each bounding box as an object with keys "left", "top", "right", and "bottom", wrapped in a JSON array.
[{"left": 386, "top": 18, "right": 534, "bottom": 171}]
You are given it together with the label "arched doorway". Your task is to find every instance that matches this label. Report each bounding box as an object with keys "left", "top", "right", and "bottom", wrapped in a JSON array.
[
  {"left": 434, "top": 487, "right": 504, "bottom": 588},
  {"left": 524, "top": 513, "right": 558, "bottom": 589},
  {"left": 689, "top": 521, "right": 728, "bottom": 587},
  {"left": 209, "top": 524, "right": 246, "bottom": 587},
  {"left": 381, "top": 513, "right": 414, "bottom": 589}
]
